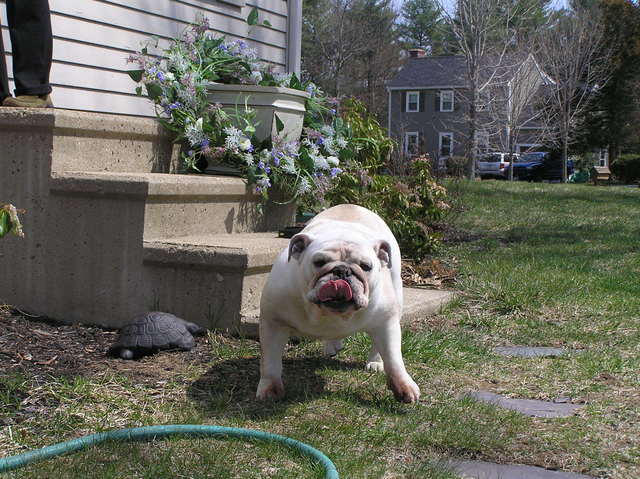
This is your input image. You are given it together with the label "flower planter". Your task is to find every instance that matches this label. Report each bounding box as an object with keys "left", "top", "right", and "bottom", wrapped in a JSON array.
[{"left": 206, "top": 83, "right": 309, "bottom": 144}]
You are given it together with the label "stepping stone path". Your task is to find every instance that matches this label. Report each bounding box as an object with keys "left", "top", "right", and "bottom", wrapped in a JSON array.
[
  {"left": 468, "top": 391, "right": 583, "bottom": 418},
  {"left": 450, "top": 460, "right": 596, "bottom": 478},
  {"left": 493, "top": 346, "right": 568, "bottom": 358},
  {"left": 453, "top": 345, "right": 592, "bottom": 478}
]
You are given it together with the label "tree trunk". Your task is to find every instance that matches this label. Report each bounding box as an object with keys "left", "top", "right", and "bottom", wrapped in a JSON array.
[{"left": 562, "top": 130, "right": 569, "bottom": 182}]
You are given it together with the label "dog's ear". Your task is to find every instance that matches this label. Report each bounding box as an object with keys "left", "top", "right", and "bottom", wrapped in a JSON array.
[
  {"left": 288, "top": 233, "right": 312, "bottom": 262},
  {"left": 374, "top": 240, "right": 392, "bottom": 269}
]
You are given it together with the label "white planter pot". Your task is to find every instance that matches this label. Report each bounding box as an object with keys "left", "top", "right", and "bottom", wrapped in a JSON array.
[{"left": 206, "top": 83, "right": 309, "bottom": 144}]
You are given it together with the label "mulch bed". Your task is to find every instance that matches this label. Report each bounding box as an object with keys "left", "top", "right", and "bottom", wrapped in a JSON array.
[{"left": 0, "top": 308, "right": 211, "bottom": 387}]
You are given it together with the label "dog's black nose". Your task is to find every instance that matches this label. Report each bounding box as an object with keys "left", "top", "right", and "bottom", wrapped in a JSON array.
[{"left": 332, "top": 265, "right": 351, "bottom": 279}]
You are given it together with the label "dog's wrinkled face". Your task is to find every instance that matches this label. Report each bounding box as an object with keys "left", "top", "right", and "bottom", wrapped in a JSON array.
[{"left": 288, "top": 233, "right": 392, "bottom": 316}]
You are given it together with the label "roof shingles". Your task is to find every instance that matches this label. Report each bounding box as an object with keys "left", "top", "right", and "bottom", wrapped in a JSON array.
[{"left": 388, "top": 55, "right": 468, "bottom": 89}]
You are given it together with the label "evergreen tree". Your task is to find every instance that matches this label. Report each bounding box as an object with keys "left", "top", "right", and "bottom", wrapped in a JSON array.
[
  {"left": 577, "top": 0, "right": 640, "bottom": 160},
  {"left": 397, "top": 0, "right": 447, "bottom": 54}
]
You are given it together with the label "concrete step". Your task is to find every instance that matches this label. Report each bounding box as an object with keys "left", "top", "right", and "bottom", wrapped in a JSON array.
[
  {"left": 142, "top": 233, "right": 290, "bottom": 333},
  {"left": 0, "top": 108, "right": 175, "bottom": 174},
  {"left": 50, "top": 171, "right": 296, "bottom": 237},
  {"left": 239, "top": 288, "right": 456, "bottom": 338}
]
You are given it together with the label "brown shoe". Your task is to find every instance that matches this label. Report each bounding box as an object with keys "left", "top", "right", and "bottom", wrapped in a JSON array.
[{"left": 2, "top": 94, "right": 53, "bottom": 108}]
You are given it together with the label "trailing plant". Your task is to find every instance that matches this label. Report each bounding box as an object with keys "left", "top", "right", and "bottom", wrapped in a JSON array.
[
  {"left": 126, "top": 15, "right": 349, "bottom": 202},
  {"left": 0, "top": 204, "right": 24, "bottom": 239}
]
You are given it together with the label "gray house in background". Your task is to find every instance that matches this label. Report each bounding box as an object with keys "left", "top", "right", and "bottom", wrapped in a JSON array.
[
  {"left": 387, "top": 52, "right": 467, "bottom": 164},
  {"left": 387, "top": 50, "right": 549, "bottom": 165}
]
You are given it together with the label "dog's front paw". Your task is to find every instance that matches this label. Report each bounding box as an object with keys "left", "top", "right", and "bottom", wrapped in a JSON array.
[
  {"left": 256, "top": 377, "right": 285, "bottom": 400},
  {"left": 388, "top": 375, "right": 420, "bottom": 403},
  {"left": 365, "top": 360, "right": 385, "bottom": 372}
]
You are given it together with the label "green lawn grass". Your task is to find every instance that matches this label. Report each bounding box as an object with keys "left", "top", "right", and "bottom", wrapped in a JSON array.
[{"left": 1, "top": 181, "right": 638, "bottom": 478}]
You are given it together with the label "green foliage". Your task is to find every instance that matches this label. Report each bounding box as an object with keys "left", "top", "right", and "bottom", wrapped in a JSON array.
[
  {"left": 397, "top": 0, "right": 447, "bottom": 53},
  {"left": 0, "top": 204, "right": 24, "bottom": 239},
  {"left": 301, "top": 99, "right": 449, "bottom": 259},
  {"left": 610, "top": 153, "right": 640, "bottom": 183},
  {"left": 446, "top": 156, "right": 469, "bottom": 178}
]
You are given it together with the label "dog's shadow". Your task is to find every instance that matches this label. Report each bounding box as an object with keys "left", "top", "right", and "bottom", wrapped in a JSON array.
[{"left": 186, "top": 354, "right": 404, "bottom": 420}]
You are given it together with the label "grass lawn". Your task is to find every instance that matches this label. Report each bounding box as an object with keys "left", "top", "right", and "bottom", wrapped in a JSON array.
[{"left": 1, "top": 181, "right": 638, "bottom": 478}]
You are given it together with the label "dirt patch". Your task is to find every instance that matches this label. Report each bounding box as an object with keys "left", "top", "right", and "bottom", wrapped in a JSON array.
[{"left": 0, "top": 308, "right": 211, "bottom": 386}]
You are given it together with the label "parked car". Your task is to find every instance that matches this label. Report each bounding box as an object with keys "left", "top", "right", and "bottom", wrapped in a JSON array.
[
  {"left": 477, "top": 152, "right": 519, "bottom": 179},
  {"left": 510, "top": 151, "right": 574, "bottom": 181}
]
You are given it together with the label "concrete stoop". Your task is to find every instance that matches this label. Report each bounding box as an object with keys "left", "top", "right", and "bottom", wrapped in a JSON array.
[{"left": 0, "top": 109, "right": 452, "bottom": 333}]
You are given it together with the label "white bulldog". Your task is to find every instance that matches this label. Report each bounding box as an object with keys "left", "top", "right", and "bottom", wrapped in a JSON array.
[{"left": 256, "top": 204, "right": 420, "bottom": 403}]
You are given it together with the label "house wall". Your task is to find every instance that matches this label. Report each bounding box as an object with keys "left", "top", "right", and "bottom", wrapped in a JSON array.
[
  {"left": 389, "top": 88, "right": 467, "bottom": 161},
  {"left": 0, "top": 0, "right": 295, "bottom": 116}
]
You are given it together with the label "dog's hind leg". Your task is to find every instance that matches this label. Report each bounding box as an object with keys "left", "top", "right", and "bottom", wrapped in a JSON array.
[
  {"left": 323, "top": 339, "right": 344, "bottom": 357},
  {"left": 365, "top": 348, "right": 384, "bottom": 372}
]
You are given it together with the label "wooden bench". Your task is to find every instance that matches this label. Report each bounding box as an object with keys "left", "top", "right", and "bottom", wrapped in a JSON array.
[{"left": 591, "top": 166, "right": 611, "bottom": 185}]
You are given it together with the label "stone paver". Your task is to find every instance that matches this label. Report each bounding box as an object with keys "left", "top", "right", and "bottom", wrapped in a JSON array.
[
  {"left": 493, "top": 346, "right": 568, "bottom": 358},
  {"left": 450, "top": 460, "right": 596, "bottom": 478},
  {"left": 468, "top": 391, "right": 583, "bottom": 418}
]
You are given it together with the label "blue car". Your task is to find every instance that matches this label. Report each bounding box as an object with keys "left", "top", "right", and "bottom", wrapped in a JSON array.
[{"left": 510, "top": 151, "right": 574, "bottom": 181}]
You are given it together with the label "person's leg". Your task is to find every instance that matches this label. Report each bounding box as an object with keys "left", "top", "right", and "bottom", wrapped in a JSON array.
[
  {"left": 0, "top": 18, "right": 10, "bottom": 103},
  {"left": 7, "top": 0, "right": 52, "bottom": 97}
]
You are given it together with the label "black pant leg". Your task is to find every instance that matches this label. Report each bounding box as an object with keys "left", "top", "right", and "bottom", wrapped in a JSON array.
[
  {"left": 6, "top": 0, "right": 52, "bottom": 96},
  {"left": 0, "top": 17, "right": 10, "bottom": 101}
]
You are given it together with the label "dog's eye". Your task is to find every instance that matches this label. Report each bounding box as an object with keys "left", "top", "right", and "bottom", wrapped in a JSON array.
[
  {"left": 361, "top": 262, "right": 372, "bottom": 272},
  {"left": 313, "top": 259, "right": 327, "bottom": 268}
]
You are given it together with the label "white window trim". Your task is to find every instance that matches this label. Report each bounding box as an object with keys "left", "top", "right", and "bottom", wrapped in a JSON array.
[
  {"left": 406, "top": 91, "right": 420, "bottom": 112},
  {"left": 439, "top": 132, "right": 453, "bottom": 157},
  {"left": 405, "top": 132, "right": 419, "bottom": 155},
  {"left": 440, "top": 90, "right": 454, "bottom": 112}
]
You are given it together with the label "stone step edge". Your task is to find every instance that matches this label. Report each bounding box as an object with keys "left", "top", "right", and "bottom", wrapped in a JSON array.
[
  {"left": 237, "top": 288, "right": 457, "bottom": 339},
  {"left": 50, "top": 170, "right": 258, "bottom": 199},
  {"left": 142, "top": 233, "right": 290, "bottom": 271}
]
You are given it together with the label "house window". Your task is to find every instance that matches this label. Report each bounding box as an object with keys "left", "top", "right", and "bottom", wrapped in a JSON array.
[
  {"left": 440, "top": 90, "right": 454, "bottom": 112},
  {"left": 439, "top": 132, "right": 453, "bottom": 157},
  {"left": 405, "top": 132, "right": 419, "bottom": 155},
  {"left": 406, "top": 91, "right": 419, "bottom": 112}
]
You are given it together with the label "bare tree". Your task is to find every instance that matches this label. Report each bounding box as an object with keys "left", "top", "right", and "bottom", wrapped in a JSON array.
[
  {"left": 436, "top": 0, "right": 528, "bottom": 179},
  {"left": 486, "top": 54, "right": 554, "bottom": 180},
  {"left": 536, "top": 7, "right": 612, "bottom": 181}
]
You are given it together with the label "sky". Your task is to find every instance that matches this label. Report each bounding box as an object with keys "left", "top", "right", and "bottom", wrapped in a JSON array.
[{"left": 392, "top": 0, "right": 569, "bottom": 13}]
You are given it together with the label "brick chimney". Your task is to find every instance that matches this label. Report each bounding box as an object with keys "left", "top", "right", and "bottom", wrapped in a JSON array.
[{"left": 408, "top": 48, "right": 426, "bottom": 58}]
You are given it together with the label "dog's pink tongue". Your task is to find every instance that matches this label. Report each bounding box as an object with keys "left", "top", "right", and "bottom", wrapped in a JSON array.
[{"left": 318, "top": 280, "right": 353, "bottom": 302}]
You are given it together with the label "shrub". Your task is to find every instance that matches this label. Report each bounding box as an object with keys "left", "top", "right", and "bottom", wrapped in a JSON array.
[
  {"left": 610, "top": 154, "right": 640, "bottom": 183},
  {"left": 446, "top": 156, "right": 469, "bottom": 178}
]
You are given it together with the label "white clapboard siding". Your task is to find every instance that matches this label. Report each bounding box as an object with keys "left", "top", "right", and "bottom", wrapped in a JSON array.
[{"left": 0, "top": 0, "right": 293, "bottom": 117}]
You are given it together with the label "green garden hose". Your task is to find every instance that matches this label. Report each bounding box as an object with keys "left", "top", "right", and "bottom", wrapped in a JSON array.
[{"left": 0, "top": 424, "right": 339, "bottom": 478}]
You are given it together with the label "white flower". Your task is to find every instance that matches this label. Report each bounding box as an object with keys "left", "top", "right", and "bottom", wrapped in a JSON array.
[
  {"left": 185, "top": 117, "right": 206, "bottom": 146},
  {"left": 249, "top": 71, "right": 263, "bottom": 84},
  {"left": 313, "top": 155, "right": 329, "bottom": 170},
  {"left": 281, "top": 157, "right": 297, "bottom": 175},
  {"left": 336, "top": 137, "right": 348, "bottom": 149},
  {"left": 223, "top": 126, "right": 241, "bottom": 150},
  {"left": 327, "top": 156, "right": 339, "bottom": 166},
  {"left": 321, "top": 125, "right": 335, "bottom": 137},
  {"left": 164, "top": 72, "right": 175, "bottom": 81},
  {"left": 324, "top": 138, "right": 338, "bottom": 156},
  {"left": 239, "top": 137, "right": 252, "bottom": 152},
  {"left": 297, "top": 176, "right": 311, "bottom": 195},
  {"left": 243, "top": 153, "right": 254, "bottom": 166}
]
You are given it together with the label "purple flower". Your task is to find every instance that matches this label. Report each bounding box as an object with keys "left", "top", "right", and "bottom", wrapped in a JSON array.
[
  {"left": 187, "top": 150, "right": 194, "bottom": 157},
  {"left": 330, "top": 109, "right": 337, "bottom": 115},
  {"left": 201, "top": 139, "right": 210, "bottom": 148},
  {"left": 330, "top": 167, "right": 342, "bottom": 178},
  {"left": 156, "top": 71, "right": 166, "bottom": 82}
]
